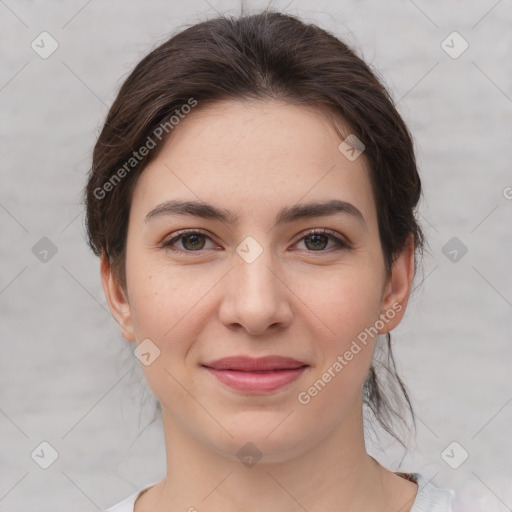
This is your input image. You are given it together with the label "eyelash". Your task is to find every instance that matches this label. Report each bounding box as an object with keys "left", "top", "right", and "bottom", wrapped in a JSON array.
[{"left": 162, "top": 228, "right": 351, "bottom": 255}]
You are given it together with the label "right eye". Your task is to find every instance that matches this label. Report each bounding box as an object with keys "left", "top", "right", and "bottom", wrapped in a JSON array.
[{"left": 162, "top": 230, "right": 218, "bottom": 253}]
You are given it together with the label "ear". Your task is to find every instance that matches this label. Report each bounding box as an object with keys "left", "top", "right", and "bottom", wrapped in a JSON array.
[
  {"left": 377, "top": 235, "right": 415, "bottom": 334},
  {"left": 100, "top": 253, "right": 136, "bottom": 342}
]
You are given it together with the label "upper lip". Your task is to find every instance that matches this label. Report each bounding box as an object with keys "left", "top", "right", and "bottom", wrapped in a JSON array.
[{"left": 202, "top": 356, "right": 308, "bottom": 371}]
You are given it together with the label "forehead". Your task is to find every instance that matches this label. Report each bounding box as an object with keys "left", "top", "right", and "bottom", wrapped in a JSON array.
[{"left": 131, "top": 99, "right": 376, "bottom": 226}]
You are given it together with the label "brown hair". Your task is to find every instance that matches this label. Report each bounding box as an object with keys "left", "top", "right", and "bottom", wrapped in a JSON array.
[{"left": 84, "top": 10, "right": 424, "bottom": 448}]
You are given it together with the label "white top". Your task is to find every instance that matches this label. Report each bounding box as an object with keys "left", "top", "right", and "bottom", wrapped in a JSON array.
[{"left": 103, "top": 473, "right": 454, "bottom": 511}]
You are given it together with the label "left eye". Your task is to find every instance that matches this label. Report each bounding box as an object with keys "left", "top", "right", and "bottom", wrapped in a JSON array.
[
  {"left": 162, "top": 229, "right": 350, "bottom": 253},
  {"left": 294, "top": 230, "right": 348, "bottom": 251}
]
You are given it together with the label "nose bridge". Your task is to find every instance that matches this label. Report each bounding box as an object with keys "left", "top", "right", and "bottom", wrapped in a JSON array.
[
  {"left": 234, "top": 239, "right": 281, "bottom": 305},
  {"left": 220, "top": 236, "right": 292, "bottom": 334}
]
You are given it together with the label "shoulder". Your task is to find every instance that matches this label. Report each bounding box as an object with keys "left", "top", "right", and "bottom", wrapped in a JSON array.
[
  {"left": 103, "top": 474, "right": 456, "bottom": 512},
  {"left": 102, "top": 490, "right": 139, "bottom": 512},
  {"left": 409, "top": 473, "right": 455, "bottom": 512},
  {"left": 102, "top": 483, "right": 155, "bottom": 512}
]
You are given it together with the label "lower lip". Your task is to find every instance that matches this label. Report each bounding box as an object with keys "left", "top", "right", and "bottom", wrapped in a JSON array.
[{"left": 203, "top": 366, "right": 308, "bottom": 393}]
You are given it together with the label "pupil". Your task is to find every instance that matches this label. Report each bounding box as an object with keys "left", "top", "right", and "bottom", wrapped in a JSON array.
[
  {"left": 307, "top": 234, "right": 327, "bottom": 250},
  {"left": 184, "top": 234, "right": 204, "bottom": 250}
]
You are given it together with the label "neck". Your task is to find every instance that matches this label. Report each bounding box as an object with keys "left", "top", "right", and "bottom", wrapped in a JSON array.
[{"left": 142, "top": 399, "right": 399, "bottom": 512}]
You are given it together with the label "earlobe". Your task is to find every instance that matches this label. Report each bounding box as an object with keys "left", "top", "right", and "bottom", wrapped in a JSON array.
[
  {"left": 100, "top": 254, "right": 136, "bottom": 342},
  {"left": 378, "top": 236, "right": 416, "bottom": 334}
]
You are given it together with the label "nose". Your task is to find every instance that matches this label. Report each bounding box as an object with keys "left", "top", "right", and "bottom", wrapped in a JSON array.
[{"left": 218, "top": 246, "right": 293, "bottom": 336}]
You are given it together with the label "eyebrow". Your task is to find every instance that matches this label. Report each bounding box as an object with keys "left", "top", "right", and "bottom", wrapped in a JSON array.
[{"left": 144, "top": 199, "right": 366, "bottom": 227}]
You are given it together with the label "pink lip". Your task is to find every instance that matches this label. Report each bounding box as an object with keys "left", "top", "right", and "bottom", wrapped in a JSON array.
[
  {"left": 201, "top": 356, "right": 309, "bottom": 393},
  {"left": 202, "top": 355, "right": 307, "bottom": 371},
  {"left": 203, "top": 366, "right": 308, "bottom": 393}
]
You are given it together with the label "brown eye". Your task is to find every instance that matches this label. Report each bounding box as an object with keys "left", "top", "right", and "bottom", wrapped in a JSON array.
[
  {"left": 303, "top": 233, "right": 330, "bottom": 251},
  {"left": 162, "top": 228, "right": 351, "bottom": 255},
  {"left": 294, "top": 229, "right": 351, "bottom": 252},
  {"left": 181, "top": 233, "right": 206, "bottom": 250},
  {"left": 163, "top": 231, "right": 215, "bottom": 252}
]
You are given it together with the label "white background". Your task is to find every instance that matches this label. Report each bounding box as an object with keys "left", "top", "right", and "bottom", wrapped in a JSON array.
[{"left": 1, "top": 0, "right": 511, "bottom": 510}]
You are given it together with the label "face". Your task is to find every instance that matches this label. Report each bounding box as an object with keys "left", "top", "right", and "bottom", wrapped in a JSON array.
[{"left": 102, "top": 99, "right": 414, "bottom": 463}]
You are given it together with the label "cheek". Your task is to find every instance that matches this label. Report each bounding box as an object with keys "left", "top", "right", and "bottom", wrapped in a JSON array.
[
  {"left": 126, "top": 259, "right": 215, "bottom": 348},
  {"left": 295, "top": 271, "right": 381, "bottom": 415},
  {"left": 126, "top": 264, "right": 211, "bottom": 397},
  {"left": 292, "top": 262, "right": 383, "bottom": 405},
  {"left": 294, "top": 262, "right": 383, "bottom": 341}
]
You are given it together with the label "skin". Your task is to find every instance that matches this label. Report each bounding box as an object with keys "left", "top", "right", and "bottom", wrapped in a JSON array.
[{"left": 101, "top": 99, "right": 418, "bottom": 512}]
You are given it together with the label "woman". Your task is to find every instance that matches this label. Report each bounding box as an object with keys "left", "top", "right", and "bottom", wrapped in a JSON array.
[{"left": 84, "top": 9, "right": 455, "bottom": 512}]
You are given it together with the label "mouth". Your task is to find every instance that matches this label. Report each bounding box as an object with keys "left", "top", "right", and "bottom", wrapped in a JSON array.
[
  {"left": 202, "top": 355, "right": 308, "bottom": 371},
  {"left": 202, "top": 366, "right": 309, "bottom": 393},
  {"left": 204, "top": 368, "right": 307, "bottom": 373}
]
